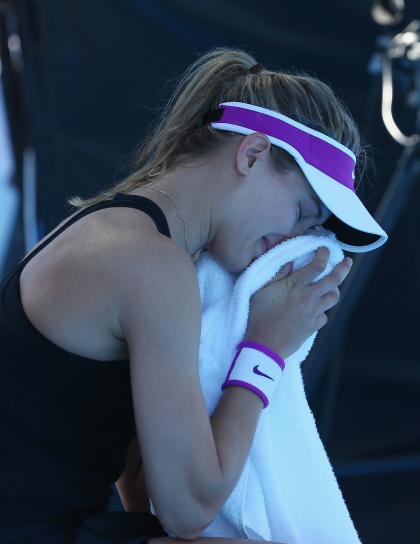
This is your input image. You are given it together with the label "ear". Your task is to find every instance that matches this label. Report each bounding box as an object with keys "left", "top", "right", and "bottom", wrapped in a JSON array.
[{"left": 235, "top": 133, "right": 271, "bottom": 176}]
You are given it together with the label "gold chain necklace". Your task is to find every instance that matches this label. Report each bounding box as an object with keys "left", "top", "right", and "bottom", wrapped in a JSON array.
[{"left": 147, "top": 187, "right": 190, "bottom": 255}]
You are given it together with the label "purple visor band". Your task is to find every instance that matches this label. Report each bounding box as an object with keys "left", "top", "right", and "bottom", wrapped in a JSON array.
[{"left": 212, "top": 104, "right": 356, "bottom": 192}]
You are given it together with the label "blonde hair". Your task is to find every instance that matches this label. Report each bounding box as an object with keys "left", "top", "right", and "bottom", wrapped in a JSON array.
[{"left": 67, "top": 46, "right": 370, "bottom": 263}]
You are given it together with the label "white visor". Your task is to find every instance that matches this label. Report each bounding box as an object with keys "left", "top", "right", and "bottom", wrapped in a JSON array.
[{"left": 208, "top": 101, "right": 388, "bottom": 253}]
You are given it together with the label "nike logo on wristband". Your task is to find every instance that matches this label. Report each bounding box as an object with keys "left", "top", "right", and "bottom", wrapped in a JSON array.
[{"left": 253, "top": 365, "right": 274, "bottom": 381}]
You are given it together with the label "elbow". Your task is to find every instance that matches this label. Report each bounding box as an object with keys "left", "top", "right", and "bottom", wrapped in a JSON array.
[
  {"left": 179, "top": 515, "right": 214, "bottom": 541},
  {"left": 164, "top": 523, "right": 210, "bottom": 542},
  {"left": 158, "top": 501, "right": 214, "bottom": 541}
]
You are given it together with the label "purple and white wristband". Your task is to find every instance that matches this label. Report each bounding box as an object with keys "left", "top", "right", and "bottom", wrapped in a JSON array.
[{"left": 221, "top": 340, "right": 286, "bottom": 409}]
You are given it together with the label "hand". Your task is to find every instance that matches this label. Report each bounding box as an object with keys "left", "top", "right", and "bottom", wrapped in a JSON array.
[
  {"left": 115, "top": 437, "right": 151, "bottom": 514},
  {"left": 244, "top": 247, "right": 352, "bottom": 359},
  {"left": 134, "top": 465, "right": 152, "bottom": 514}
]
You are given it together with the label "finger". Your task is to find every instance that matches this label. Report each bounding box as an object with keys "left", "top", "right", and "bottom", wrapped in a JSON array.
[
  {"left": 265, "top": 262, "right": 293, "bottom": 286},
  {"left": 335, "top": 257, "right": 353, "bottom": 287},
  {"left": 314, "top": 312, "right": 328, "bottom": 332},
  {"left": 318, "top": 286, "right": 340, "bottom": 313},
  {"left": 291, "top": 247, "right": 330, "bottom": 286},
  {"left": 275, "top": 261, "right": 293, "bottom": 280},
  {"left": 312, "top": 257, "right": 352, "bottom": 296}
]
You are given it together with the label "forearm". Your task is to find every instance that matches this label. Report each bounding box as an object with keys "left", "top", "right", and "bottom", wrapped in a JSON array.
[
  {"left": 119, "top": 388, "right": 263, "bottom": 525},
  {"left": 117, "top": 385, "right": 263, "bottom": 525},
  {"left": 206, "top": 385, "right": 264, "bottom": 513}
]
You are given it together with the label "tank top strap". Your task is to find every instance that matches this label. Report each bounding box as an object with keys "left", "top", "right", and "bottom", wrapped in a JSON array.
[
  {"left": 111, "top": 192, "right": 171, "bottom": 238},
  {"left": 1, "top": 192, "right": 171, "bottom": 282}
]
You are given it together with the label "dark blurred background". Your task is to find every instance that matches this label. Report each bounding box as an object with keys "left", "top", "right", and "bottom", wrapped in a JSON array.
[{"left": 1, "top": 1, "right": 419, "bottom": 542}]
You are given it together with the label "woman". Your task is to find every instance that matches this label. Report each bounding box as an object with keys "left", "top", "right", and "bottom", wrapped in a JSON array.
[{"left": 0, "top": 47, "right": 386, "bottom": 543}]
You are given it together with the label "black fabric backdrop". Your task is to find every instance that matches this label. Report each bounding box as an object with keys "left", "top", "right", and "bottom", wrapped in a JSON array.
[{"left": 3, "top": 1, "right": 420, "bottom": 542}]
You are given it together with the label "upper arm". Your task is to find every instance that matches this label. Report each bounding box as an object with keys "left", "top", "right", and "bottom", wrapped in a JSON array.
[{"left": 114, "top": 238, "right": 218, "bottom": 539}]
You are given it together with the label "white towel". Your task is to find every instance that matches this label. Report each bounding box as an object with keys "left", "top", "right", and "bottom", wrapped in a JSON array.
[{"left": 151, "top": 228, "right": 362, "bottom": 543}]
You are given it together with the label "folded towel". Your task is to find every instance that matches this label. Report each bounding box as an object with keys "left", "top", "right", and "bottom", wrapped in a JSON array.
[{"left": 151, "top": 228, "right": 362, "bottom": 543}]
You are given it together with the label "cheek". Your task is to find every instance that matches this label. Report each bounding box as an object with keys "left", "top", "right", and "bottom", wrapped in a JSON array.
[
  {"left": 285, "top": 210, "right": 297, "bottom": 230},
  {"left": 249, "top": 191, "right": 296, "bottom": 238},
  {"left": 270, "top": 206, "right": 296, "bottom": 234}
]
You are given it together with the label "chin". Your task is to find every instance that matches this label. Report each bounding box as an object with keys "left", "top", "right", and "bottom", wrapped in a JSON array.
[{"left": 206, "top": 248, "right": 242, "bottom": 276}]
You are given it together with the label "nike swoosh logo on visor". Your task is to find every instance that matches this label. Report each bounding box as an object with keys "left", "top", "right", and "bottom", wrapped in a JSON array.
[{"left": 253, "top": 365, "right": 274, "bottom": 381}]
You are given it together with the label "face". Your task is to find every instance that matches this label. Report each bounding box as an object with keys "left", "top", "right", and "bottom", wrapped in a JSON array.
[
  {"left": 257, "top": 166, "right": 332, "bottom": 249},
  {"left": 206, "top": 133, "right": 332, "bottom": 275}
]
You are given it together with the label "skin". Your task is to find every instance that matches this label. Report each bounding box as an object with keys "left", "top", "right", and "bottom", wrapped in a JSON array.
[
  {"left": 119, "top": 133, "right": 338, "bottom": 531},
  {"left": 127, "top": 132, "right": 332, "bottom": 275}
]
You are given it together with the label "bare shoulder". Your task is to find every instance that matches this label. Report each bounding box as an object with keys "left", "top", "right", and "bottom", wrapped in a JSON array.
[
  {"left": 18, "top": 205, "right": 200, "bottom": 362},
  {"left": 101, "top": 229, "right": 201, "bottom": 343}
]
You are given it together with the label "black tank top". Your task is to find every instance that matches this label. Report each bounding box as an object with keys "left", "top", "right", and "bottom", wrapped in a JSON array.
[{"left": 0, "top": 192, "right": 171, "bottom": 515}]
